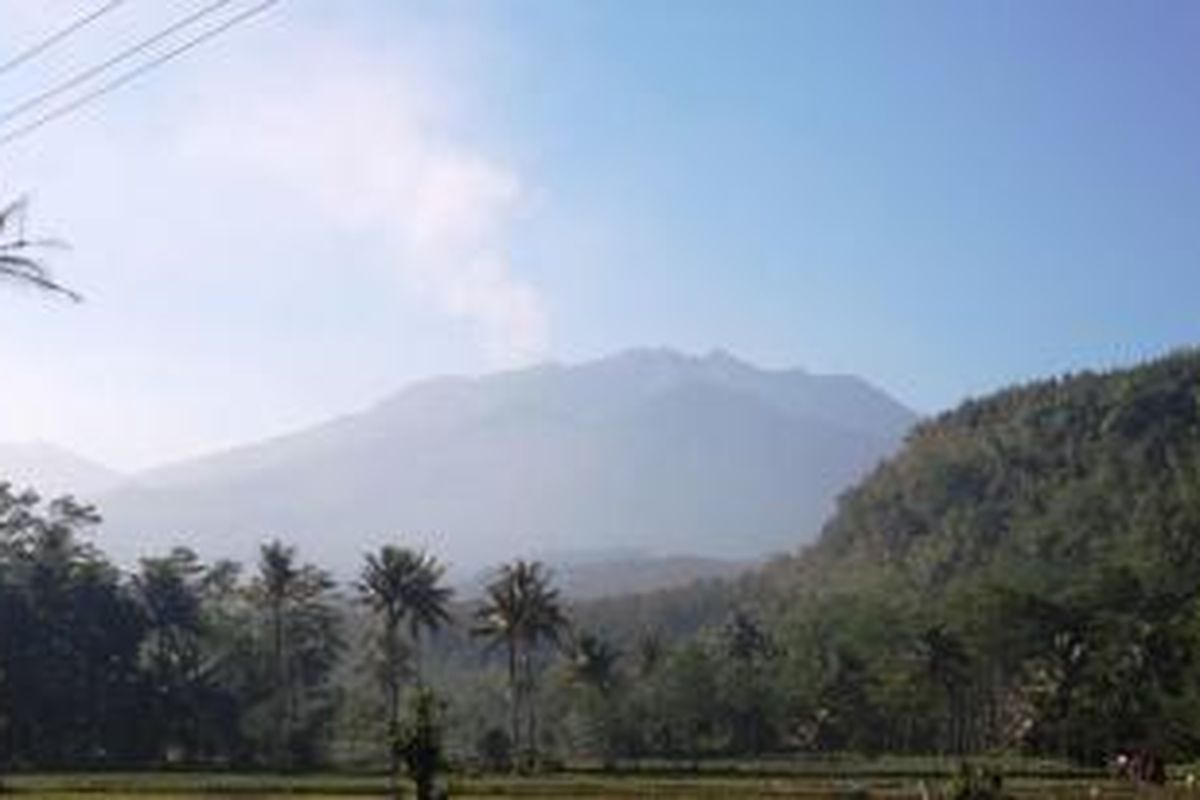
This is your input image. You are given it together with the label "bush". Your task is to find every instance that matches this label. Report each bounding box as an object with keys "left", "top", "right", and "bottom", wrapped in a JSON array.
[{"left": 476, "top": 727, "right": 513, "bottom": 773}]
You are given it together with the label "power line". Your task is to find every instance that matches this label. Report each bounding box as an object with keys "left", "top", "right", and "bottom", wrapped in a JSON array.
[
  {"left": 0, "top": 0, "right": 129, "bottom": 80},
  {"left": 0, "top": 0, "right": 242, "bottom": 129},
  {"left": 0, "top": 0, "right": 281, "bottom": 150}
]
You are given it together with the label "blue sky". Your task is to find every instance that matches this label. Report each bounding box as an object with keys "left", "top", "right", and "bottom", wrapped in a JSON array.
[
  {"left": 492, "top": 1, "right": 1200, "bottom": 400},
  {"left": 1, "top": 0, "right": 1198, "bottom": 468}
]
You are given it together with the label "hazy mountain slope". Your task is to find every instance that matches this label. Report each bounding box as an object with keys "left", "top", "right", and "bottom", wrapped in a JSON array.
[
  {"left": 96, "top": 349, "right": 916, "bottom": 573},
  {"left": 0, "top": 441, "right": 124, "bottom": 500}
]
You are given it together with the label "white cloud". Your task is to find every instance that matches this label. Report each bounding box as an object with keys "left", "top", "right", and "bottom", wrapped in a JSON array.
[
  {"left": 179, "top": 34, "right": 549, "bottom": 365},
  {"left": 0, "top": 5, "right": 551, "bottom": 468}
]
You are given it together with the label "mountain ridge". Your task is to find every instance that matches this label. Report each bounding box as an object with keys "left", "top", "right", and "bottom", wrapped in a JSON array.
[
  {"left": 13, "top": 348, "right": 917, "bottom": 575},
  {"left": 0, "top": 441, "right": 125, "bottom": 500}
]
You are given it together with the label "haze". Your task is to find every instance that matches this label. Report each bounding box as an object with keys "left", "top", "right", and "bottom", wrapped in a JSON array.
[{"left": 2, "top": 0, "right": 1200, "bottom": 474}]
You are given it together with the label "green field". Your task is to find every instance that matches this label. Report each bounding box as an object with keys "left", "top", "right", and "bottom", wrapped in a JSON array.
[{"left": 0, "top": 769, "right": 1189, "bottom": 799}]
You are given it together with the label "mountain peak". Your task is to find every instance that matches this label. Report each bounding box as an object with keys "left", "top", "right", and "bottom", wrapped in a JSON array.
[
  {"left": 97, "top": 348, "right": 916, "bottom": 574},
  {"left": 703, "top": 346, "right": 746, "bottom": 365}
]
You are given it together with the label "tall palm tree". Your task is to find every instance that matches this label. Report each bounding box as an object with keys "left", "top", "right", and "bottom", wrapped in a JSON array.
[
  {"left": 134, "top": 547, "right": 206, "bottom": 760},
  {"left": 0, "top": 197, "right": 79, "bottom": 300},
  {"left": 473, "top": 564, "right": 524, "bottom": 764},
  {"left": 252, "top": 540, "right": 336, "bottom": 769},
  {"left": 568, "top": 631, "right": 622, "bottom": 765},
  {"left": 401, "top": 551, "right": 453, "bottom": 681},
  {"left": 472, "top": 559, "right": 568, "bottom": 769},
  {"left": 256, "top": 540, "right": 298, "bottom": 769},
  {"left": 357, "top": 545, "right": 453, "bottom": 791}
]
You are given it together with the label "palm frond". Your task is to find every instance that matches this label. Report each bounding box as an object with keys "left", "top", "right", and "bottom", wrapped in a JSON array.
[
  {"left": 0, "top": 197, "right": 27, "bottom": 236},
  {"left": 0, "top": 196, "right": 80, "bottom": 301},
  {"left": 0, "top": 256, "right": 82, "bottom": 301}
]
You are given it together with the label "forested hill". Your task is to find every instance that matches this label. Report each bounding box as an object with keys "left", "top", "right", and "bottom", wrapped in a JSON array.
[
  {"left": 763, "top": 347, "right": 1200, "bottom": 604},
  {"left": 571, "top": 350, "right": 1200, "bottom": 763}
]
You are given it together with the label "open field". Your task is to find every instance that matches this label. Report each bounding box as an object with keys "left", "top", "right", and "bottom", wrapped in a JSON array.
[{"left": 1, "top": 767, "right": 1194, "bottom": 799}]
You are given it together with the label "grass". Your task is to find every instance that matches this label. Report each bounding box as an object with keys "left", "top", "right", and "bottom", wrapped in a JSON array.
[{"left": 0, "top": 760, "right": 1185, "bottom": 799}]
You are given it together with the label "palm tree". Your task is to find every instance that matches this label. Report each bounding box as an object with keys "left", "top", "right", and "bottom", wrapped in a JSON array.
[
  {"left": 568, "top": 631, "right": 622, "bottom": 765},
  {"left": 472, "top": 559, "right": 568, "bottom": 769},
  {"left": 134, "top": 547, "right": 206, "bottom": 760},
  {"left": 0, "top": 197, "right": 78, "bottom": 300},
  {"left": 400, "top": 551, "right": 453, "bottom": 681},
  {"left": 570, "top": 631, "right": 621, "bottom": 698},
  {"left": 357, "top": 545, "right": 453, "bottom": 791},
  {"left": 256, "top": 540, "right": 299, "bottom": 768},
  {"left": 251, "top": 540, "right": 335, "bottom": 769}
]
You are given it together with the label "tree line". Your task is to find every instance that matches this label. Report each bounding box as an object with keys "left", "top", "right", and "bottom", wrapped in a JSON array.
[
  {"left": 8, "top": 348, "right": 1200, "bottom": 773},
  {"left": 0, "top": 482, "right": 578, "bottom": 775},
  {"left": 5, "top": 476, "right": 1200, "bottom": 772}
]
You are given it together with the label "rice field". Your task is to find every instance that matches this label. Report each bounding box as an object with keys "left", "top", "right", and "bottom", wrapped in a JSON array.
[{"left": 0, "top": 767, "right": 1191, "bottom": 799}]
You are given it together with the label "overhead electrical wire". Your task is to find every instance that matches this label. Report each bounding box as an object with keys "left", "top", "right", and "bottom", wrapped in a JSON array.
[
  {"left": 0, "top": 0, "right": 281, "bottom": 149},
  {"left": 0, "top": 0, "right": 129, "bottom": 80},
  {"left": 0, "top": 0, "right": 242, "bottom": 129}
]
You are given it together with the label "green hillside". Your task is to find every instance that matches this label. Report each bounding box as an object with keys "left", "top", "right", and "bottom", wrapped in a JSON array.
[
  {"left": 798, "top": 347, "right": 1200, "bottom": 599},
  {"left": 740, "top": 349, "right": 1200, "bottom": 762},
  {"left": 574, "top": 349, "right": 1200, "bottom": 764}
]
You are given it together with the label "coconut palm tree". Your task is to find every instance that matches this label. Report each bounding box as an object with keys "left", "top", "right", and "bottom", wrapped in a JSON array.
[
  {"left": 357, "top": 545, "right": 453, "bottom": 792},
  {"left": 472, "top": 559, "right": 568, "bottom": 769},
  {"left": 251, "top": 539, "right": 336, "bottom": 769},
  {"left": 0, "top": 197, "right": 78, "bottom": 300},
  {"left": 570, "top": 631, "right": 622, "bottom": 698},
  {"left": 256, "top": 540, "right": 299, "bottom": 768},
  {"left": 568, "top": 631, "right": 623, "bottom": 764},
  {"left": 134, "top": 547, "right": 207, "bottom": 760},
  {"left": 400, "top": 551, "right": 453, "bottom": 680}
]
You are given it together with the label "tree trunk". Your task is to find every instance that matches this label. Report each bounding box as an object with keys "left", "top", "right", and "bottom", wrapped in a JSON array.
[
  {"left": 272, "top": 600, "right": 287, "bottom": 770},
  {"left": 525, "top": 651, "right": 539, "bottom": 770},
  {"left": 412, "top": 632, "right": 424, "bottom": 688},
  {"left": 385, "top": 614, "right": 400, "bottom": 799},
  {"left": 508, "top": 638, "right": 520, "bottom": 772}
]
